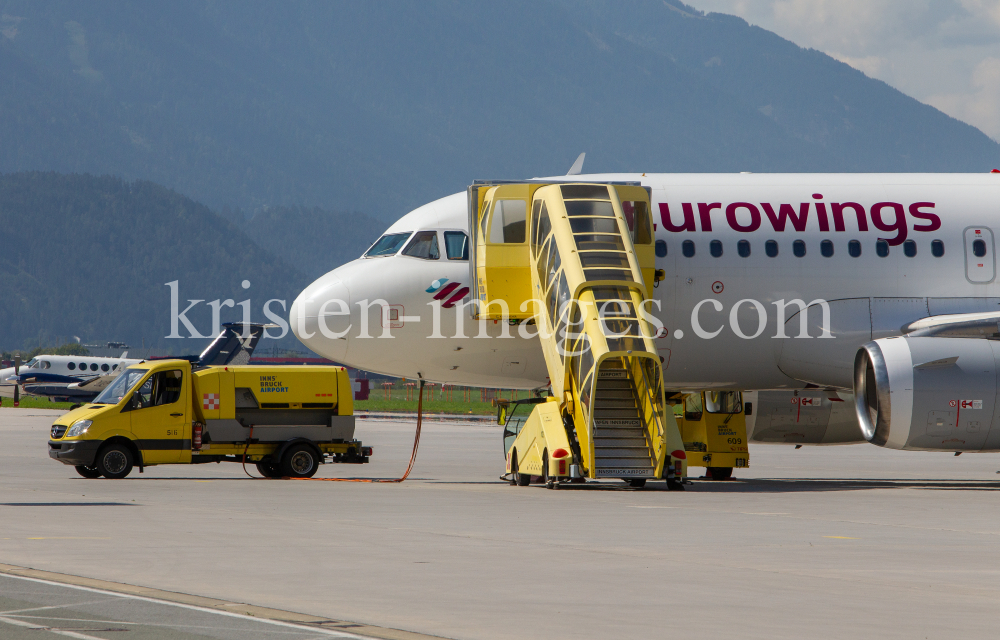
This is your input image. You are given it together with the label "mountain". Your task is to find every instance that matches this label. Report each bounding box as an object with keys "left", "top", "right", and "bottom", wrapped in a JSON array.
[
  {"left": 0, "top": 172, "right": 308, "bottom": 350},
  {"left": 0, "top": 0, "right": 996, "bottom": 223}
]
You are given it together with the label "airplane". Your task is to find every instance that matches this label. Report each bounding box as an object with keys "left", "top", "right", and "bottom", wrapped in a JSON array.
[
  {"left": 2, "top": 323, "right": 271, "bottom": 404},
  {"left": 290, "top": 165, "right": 1000, "bottom": 457}
]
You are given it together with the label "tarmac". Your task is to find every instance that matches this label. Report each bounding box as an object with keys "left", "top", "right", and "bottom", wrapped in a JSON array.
[{"left": 2, "top": 408, "right": 1000, "bottom": 640}]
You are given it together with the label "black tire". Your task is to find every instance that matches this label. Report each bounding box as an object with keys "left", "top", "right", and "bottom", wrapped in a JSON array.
[
  {"left": 541, "top": 449, "right": 550, "bottom": 487},
  {"left": 707, "top": 466, "right": 734, "bottom": 480},
  {"left": 279, "top": 444, "right": 319, "bottom": 479},
  {"left": 513, "top": 451, "right": 530, "bottom": 486},
  {"left": 96, "top": 443, "right": 133, "bottom": 479},
  {"left": 255, "top": 461, "right": 281, "bottom": 478},
  {"left": 666, "top": 478, "right": 685, "bottom": 491},
  {"left": 628, "top": 478, "right": 647, "bottom": 488},
  {"left": 74, "top": 465, "right": 102, "bottom": 479}
]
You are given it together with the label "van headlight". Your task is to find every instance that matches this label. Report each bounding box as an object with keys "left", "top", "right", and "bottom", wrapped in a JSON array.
[{"left": 66, "top": 420, "right": 92, "bottom": 437}]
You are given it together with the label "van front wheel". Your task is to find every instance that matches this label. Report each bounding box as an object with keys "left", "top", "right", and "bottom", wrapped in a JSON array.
[{"left": 96, "top": 444, "right": 134, "bottom": 479}]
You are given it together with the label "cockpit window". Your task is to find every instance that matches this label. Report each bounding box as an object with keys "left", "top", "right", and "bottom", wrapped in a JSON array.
[
  {"left": 365, "top": 232, "right": 411, "bottom": 257},
  {"left": 24, "top": 358, "right": 38, "bottom": 368},
  {"left": 444, "top": 231, "right": 469, "bottom": 260},
  {"left": 402, "top": 231, "right": 440, "bottom": 260}
]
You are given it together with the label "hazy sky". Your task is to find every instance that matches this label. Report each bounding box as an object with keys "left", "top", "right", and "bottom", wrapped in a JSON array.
[{"left": 690, "top": 0, "right": 1000, "bottom": 141}]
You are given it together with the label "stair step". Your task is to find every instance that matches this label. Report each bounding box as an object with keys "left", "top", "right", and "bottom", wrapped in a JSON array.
[
  {"left": 597, "top": 379, "right": 631, "bottom": 389},
  {"left": 594, "top": 409, "right": 641, "bottom": 419},
  {"left": 596, "top": 388, "right": 633, "bottom": 399},
  {"left": 595, "top": 436, "right": 647, "bottom": 445},
  {"left": 595, "top": 399, "right": 637, "bottom": 410},
  {"left": 597, "top": 370, "right": 628, "bottom": 379},
  {"left": 595, "top": 448, "right": 650, "bottom": 457},
  {"left": 594, "top": 417, "right": 642, "bottom": 427},
  {"left": 595, "top": 458, "right": 653, "bottom": 468}
]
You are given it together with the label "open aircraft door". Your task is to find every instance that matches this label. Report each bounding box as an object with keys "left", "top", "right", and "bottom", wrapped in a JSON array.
[{"left": 468, "top": 182, "right": 536, "bottom": 320}]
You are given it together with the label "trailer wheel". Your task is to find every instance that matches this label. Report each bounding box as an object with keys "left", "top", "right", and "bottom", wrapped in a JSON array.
[
  {"left": 628, "top": 478, "right": 646, "bottom": 488},
  {"left": 512, "top": 451, "right": 530, "bottom": 486},
  {"left": 255, "top": 461, "right": 281, "bottom": 478},
  {"left": 707, "top": 467, "right": 733, "bottom": 481},
  {"left": 96, "top": 443, "right": 133, "bottom": 479},
  {"left": 74, "top": 465, "right": 102, "bottom": 479},
  {"left": 280, "top": 444, "right": 318, "bottom": 478}
]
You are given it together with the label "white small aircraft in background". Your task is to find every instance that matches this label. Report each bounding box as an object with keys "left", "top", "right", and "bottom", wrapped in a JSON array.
[
  {"left": 291, "top": 161, "right": 1000, "bottom": 455},
  {"left": 0, "top": 353, "right": 139, "bottom": 401}
]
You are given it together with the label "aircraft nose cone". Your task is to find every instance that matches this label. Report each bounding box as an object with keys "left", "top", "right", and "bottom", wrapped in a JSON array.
[{"left": 291, "top": 279, "right": 351, "bottom": 362}]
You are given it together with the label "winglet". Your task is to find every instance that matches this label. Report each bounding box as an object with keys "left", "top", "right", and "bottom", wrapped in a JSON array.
[{"left": 566, "top": 153, "right": 586, "bottom": 176}]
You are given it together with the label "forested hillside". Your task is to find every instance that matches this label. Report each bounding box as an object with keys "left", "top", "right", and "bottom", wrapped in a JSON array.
[
  {"left": 0, "top": 173, "right": 307, "bottom": 350},
  {"left": 0, "top": 0, "right": 996, "bottom": 222}
]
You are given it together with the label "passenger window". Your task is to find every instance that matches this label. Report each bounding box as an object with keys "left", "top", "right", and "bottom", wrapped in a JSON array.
[
  {"left": 444, "top": 231, "right": 469, "bottom": 260},
  {"left": 793, "top": 240, "right": 806, "bottom": 257},
  {"left": 903, "top": 240, "right": 917, "bottom": 257},
  {"left": 402, "top": 231, "right": 440, "bottom": 260},
  {"left": 710, "top": 240, "right": 723, "bottom": 257},
  {"left": 682, "top": 240, "right": 695, "bottom": 257},
  {"left": 67, "top": 362, "right": 76, "bottom": 371},
  {"left": 489, "top": 200, "right": 527, "bottom": 243},
  {"left": 876, "top": 240, "right": 890, "bottom": 257},
  {"left": 931, "top": 239, "right": 944, "bottom": 257},
  {"left": 765, "top": 240, "right": 778, "bottom": 257},
  {"left": 101, "top": 363, "right": 110, "bottom": 372},
  {"left": 821, "top": 240, "right": 834, "bottom": 257},
  {"left": 973, "top": 239, "right": 987, "bottom": 258},
  {"left": 849, "top": 240, "right": 862, "bottom": 257},
  {"left": 655, "top": 240, "right": 667, "bottom": 257},
  {"left": 737, "top": 240, "right": 750, "bottom": 257},
  {"left": 79, "top": 362, "right": 87, "bottom": 370},
  {"left": 365, "top": 232, "right": 411, "bottom": 257},
  {"left": 90, "top": 363, "right": 99, "bottom": 371}
]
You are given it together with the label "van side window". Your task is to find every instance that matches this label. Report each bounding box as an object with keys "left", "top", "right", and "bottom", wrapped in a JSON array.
[{"left": 154, "top": 370, "right": 183, "bottom": 406}]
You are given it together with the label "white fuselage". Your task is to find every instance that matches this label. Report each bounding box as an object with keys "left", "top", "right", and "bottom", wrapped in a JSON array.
[
  {"left": 0, "top": 355, "right": 140, "bottom": 397},
  {"left": 291, "top": 173, "right": 1000, "bottom": 391}
]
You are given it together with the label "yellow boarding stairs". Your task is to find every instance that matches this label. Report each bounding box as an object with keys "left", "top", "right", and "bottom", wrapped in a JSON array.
[{"left": 468, "top": 181, "right": 687, "bottom": 489}]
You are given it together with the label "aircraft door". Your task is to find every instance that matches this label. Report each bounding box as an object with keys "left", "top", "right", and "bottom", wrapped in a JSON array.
[
  {"left": 472, "top": 184, "right": 534, "bottom": 320},
  {"left": 964, "top": 227, "right": 995, "bottom": 283}
]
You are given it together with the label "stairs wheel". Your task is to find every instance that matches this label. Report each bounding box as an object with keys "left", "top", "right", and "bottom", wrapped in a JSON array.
[
  {"left": 707, "top": 467, "right": 734, "bottom": 481},
  {"left": 512, "top": 451, "right": 530, "bottom": 487},
  {"left": 667, "top": 478, "right": 685, "bottom": 491},
  {"left": 628, "top": 478, "right": 646, "bottom": 488}
]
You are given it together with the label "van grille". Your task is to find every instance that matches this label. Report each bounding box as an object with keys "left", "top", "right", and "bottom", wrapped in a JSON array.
[{"left": 51, "top": 425, "right": 67, "bottom": 439}]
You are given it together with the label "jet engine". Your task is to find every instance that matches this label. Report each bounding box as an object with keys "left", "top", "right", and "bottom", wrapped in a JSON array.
[{"left": 854, "top": 337, "right": 1000, "bottom": 451}]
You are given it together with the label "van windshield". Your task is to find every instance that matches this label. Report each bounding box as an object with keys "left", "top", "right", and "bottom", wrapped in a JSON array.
[
  {"left": 92, "top": 368, "right": 147, "bottom": 405},
  {"left": 365, "top": 232, "right": 411, "bottom": 257}
]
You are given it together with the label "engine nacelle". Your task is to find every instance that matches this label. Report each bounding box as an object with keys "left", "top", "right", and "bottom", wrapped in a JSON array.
[{"left": 854, "top": 337, "right": 1000, "bottom": 451}]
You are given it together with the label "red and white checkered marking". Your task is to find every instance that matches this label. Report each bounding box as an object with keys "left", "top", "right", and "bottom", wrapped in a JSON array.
[{"left": 203, "top": 393, "right": 220, "bottom": 410}]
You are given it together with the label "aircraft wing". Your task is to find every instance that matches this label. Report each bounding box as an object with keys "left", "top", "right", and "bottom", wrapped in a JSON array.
[{"left": 903, "top": 311, "right": 1000, "bottom": 338}]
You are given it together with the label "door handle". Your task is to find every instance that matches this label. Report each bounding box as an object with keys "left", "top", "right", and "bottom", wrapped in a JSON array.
[{"left": 170, "top": 413, "right": 183, "bottom": 417}]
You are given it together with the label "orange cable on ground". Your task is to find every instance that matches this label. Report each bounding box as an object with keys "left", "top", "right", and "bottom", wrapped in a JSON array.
[{"left": 289, "top": 379, "right": 424, "bottom": 483}]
